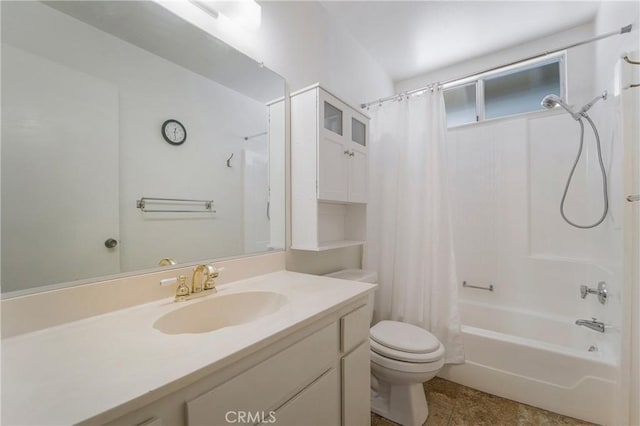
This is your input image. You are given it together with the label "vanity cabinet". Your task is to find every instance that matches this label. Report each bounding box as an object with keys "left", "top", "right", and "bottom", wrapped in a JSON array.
[
  {"left": 291, "top": 84, "right": 369, "bottom": 251},
  {"left": 186, "top": 323, "right": 339, "bottom": 426},
  {"left": 103, "top": 299, "right": 371, "bottom": 426}
]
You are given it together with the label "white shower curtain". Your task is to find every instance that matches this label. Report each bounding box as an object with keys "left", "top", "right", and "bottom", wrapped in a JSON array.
[{"left": 365, "top": 88, "right": 464, "bottom": 364}]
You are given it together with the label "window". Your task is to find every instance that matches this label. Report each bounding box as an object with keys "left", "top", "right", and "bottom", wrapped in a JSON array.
[
  {"left": 443, "top": 83, "right": 477, "bottom": 127},
  {"left": 443, "top": 54, "right": 565, "bottom": 128}
]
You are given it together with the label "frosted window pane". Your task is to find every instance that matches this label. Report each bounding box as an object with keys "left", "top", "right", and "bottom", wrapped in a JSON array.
[
  {"left": 484, "top": 61, "right": 560, "bottom": 119},
  {"left": 444, "top": 84, "right": 476, "bottom": 127},
  {"left": 324, "top": 101, "right": 342, "bottom": 135},
  {"left": 352, "top": 118, "right": 366, "bottom": 146}
]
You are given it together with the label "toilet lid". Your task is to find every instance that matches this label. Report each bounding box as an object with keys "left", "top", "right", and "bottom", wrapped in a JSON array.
[
  {"left": 370, "top": 338, "right": 445, "bottom": 363},
  {"left": 370, "top": 320, "right": 441, "bottom": 354}
]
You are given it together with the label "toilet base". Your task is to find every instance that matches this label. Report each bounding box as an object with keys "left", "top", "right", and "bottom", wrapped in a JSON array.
[{"left": 371, "top": 378, "right": 428, "bottom": 426}]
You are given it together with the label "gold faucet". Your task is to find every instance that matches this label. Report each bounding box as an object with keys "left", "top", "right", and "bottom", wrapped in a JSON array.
[
  {"left": 173, "top": 264, "right": 220, "bottom": 302},
  {"left": 191, "top": 264, "right": 208, "bottom": 294}
]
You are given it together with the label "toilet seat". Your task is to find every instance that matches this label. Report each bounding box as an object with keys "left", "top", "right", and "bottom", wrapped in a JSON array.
[
  {"left": 370, "top": 320, "right": 444, "bottom": 363},
  {"left": 370, "top": 349, "right": 445, "bottom": 373}
]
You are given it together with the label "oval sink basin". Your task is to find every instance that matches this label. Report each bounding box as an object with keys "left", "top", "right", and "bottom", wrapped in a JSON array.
[{"left": 154, "top": 291, "right": 288, "bottom": 335}]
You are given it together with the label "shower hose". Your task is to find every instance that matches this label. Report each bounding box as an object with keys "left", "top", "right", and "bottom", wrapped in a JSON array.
[{"left": 560, "top": 113, "right": 609, "bottom": 229}]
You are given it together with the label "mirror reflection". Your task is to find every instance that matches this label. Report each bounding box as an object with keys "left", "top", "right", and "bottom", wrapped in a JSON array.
[{"left": 1, "top": 1, "right": 286, "bottom": 295}]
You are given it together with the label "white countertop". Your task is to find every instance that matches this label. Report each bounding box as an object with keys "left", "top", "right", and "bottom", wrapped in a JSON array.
[{"left": 1, "top": 271, "right": 375, "bottom": 425}]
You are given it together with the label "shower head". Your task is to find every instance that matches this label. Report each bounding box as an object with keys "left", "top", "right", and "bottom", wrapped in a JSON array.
[
  {"left": 541, "top": 94, "right": 580, "bottom": 120},
  {"left": 542, "top": 92, "right": 608, "bottom": 120},
  {"left": 541, "top": 94, "right": 562, "bottom": 109}
]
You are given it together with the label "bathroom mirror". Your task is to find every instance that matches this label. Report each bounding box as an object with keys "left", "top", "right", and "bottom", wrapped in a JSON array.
[{"left": 1, "top": 1, "right": 286, "bottom": 296}]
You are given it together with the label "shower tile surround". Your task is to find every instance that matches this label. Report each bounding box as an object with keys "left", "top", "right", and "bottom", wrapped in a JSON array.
[{"left": 371, "top": 378, "right": 598, "bottom": 426}]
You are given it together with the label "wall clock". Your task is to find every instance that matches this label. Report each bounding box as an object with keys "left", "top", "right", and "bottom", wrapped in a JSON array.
[{"left": 161, "top": 119, "right": 187, "bottom": 145}]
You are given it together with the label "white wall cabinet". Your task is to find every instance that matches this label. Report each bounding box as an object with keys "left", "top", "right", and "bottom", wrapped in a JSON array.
[
  {"left": 291, "top": 84, "right": 369, "bottom": 251},
  {"left": 103, "top": 299, "right": 371, "bottom": 426},
  {"left": 317, "top": 90, "right": 368, "bottom": 203}
]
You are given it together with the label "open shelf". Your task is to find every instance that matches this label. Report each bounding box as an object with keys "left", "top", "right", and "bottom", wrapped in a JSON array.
[{"left": 291, "top": 240, "right": 365, "bottom": 252}]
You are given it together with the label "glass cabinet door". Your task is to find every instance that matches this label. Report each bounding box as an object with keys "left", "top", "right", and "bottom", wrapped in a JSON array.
[
  {"left": 324, "top": 101, "right": 343, "bottom": 135},
  {"left": 351, "top": 118, "right": 366, "bottom": 146}
]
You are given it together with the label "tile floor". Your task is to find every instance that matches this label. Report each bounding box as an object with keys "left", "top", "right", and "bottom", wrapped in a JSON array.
[{"left": 371, "top": 378, "right": 597, "bottom": 426}]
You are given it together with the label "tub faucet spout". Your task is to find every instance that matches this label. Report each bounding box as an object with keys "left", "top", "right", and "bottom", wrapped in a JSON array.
[{"left": 575, "top": 317, "right": 605, "bottom": 333}]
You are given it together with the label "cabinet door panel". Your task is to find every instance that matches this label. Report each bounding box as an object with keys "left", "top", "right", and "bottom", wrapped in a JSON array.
[
  {"left": 263, "top": 368, "right": 339, "bottom": 426},
  {"left": 318, "top": 134, "right": 348, "bottom": 202},
  {"left": 340, "top": 304, "right": 369, "bottom": 353},
  {"left": 342, "top": 342, "right": 371, "bottom": 426},
  {"left": 348, "top": 145, "right": 368, "bottom": 203}
]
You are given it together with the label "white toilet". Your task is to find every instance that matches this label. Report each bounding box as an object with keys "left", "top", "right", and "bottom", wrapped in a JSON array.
[{"left": 324, "top": 269, "right": 445, "bottom": 426}]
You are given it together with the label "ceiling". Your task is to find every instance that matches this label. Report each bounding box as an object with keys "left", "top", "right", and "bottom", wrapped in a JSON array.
[{"left": 321, "top": 1, "right": 601, "bottom": 82}]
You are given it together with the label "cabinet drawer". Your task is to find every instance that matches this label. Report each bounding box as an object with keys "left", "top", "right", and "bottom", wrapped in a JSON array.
[
  {"left": 340, "top": 304, "right": 369, "bottom": 353},
  {"left": 261, "top": 368, "right": 339, "bottom": 426},
  {"left": 187, "top": 323, "right": 339, "bottom": 426}
]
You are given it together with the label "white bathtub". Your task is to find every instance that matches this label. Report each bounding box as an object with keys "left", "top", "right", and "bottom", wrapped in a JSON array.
[{"left": 439, "top": 300, "right": 617, "bottom": 425}]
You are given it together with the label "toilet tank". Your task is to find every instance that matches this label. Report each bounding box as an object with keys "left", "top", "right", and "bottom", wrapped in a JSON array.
[{"left": 324, "top": 269, "right": 377, "bottom": 323}]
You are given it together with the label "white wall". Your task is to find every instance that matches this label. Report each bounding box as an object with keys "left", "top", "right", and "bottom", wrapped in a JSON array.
[{"left": 1, "top": 2, "right": 272, "bottom": 290}]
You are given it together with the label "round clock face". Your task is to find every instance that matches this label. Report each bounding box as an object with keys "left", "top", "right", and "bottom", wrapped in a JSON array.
[{"left": 161, "top": 119, "right": 187, "bottom": 145}]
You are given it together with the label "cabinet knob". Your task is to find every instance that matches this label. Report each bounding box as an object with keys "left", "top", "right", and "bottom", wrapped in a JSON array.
[
  {"left": 344, "top": 150, "right": 351, "bottom": 155},
  {"left": 349, "top": 151, "right": 355, "bottom": 157}
]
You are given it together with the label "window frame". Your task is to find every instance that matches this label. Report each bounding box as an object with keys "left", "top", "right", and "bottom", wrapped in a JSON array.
[{"left": 443, "top": 52, "right": 567, "bottom": 128}]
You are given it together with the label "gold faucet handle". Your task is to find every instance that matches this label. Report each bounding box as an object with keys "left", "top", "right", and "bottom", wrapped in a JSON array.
[
  {"left": 203, "top": 264, "right": 220, "bottom": 291},
  {"left": 175, "top": 275, "right": 190, "bottom": 301}
]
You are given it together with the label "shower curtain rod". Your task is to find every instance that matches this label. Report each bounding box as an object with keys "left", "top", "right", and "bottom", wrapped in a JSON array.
[{"left": 361, "top": 24, "right": 633, "bottom": 109}]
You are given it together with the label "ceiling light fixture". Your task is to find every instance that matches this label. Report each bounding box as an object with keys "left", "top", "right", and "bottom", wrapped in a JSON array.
[{"left": 189, "top": 0, "right": 261, "bottom": 31}]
